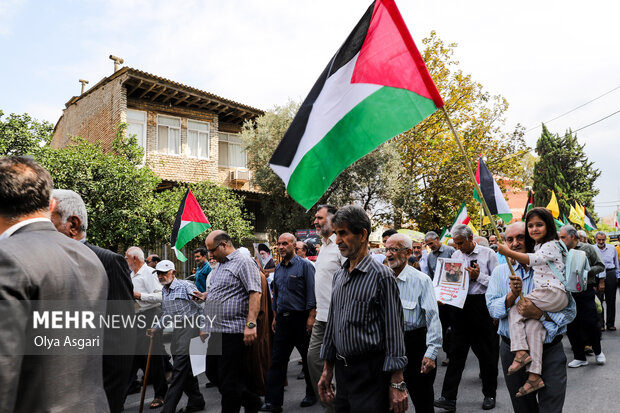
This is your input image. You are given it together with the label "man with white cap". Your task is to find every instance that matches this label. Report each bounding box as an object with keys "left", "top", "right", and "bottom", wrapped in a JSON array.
[{"left": 148, "top": 260, "right": 205, "bottom": 413}]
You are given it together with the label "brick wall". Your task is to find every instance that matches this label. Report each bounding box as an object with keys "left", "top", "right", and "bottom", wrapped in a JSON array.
[
  {"left": 52, "top": 79, "right": 259, "bottom": 191},
  {"left": 51, "top": 77, "right": 125, "bottom": 151}
]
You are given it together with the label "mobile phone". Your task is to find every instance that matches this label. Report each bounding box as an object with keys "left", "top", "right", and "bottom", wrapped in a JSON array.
[{"left": 470, "top": 260, "right": 478, "bottom": 267}]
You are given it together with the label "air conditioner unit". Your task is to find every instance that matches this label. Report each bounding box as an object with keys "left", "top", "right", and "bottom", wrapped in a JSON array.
[{"left": 230, "top": 169, "right": 250, "bottom": 182}]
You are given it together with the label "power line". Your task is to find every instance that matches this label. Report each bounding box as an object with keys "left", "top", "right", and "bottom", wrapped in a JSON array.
[
  {"left": 526, "top": 85, "right": 620, "bottom": 133},
  {"left": 574, "top": 108, "right": 620, "bottom": 132}
]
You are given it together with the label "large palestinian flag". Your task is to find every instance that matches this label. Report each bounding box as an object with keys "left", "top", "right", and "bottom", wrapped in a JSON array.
[
  {"left": 269, "top": 0, "right": 444, "bottom": 209},
  {"left": 474, "top": 157, "right": 513, "bottom": 223},
  {"left": 171, "top": 189, "right": 211, "bottom": 262}
]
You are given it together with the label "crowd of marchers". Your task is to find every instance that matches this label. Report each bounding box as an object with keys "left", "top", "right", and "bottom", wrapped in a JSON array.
[{"left": 1, "top": 156, "right": 618, "bottom": 413}]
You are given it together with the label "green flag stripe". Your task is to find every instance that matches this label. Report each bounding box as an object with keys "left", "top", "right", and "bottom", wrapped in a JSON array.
[
  {"left": 286, "top": 86, "right": 436, "bottom": 209},
  {"left": 174, "top": 221, "right": 211, "bottom": 250}
]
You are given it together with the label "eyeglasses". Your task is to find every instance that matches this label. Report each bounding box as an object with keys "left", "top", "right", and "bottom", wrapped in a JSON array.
[
  {"left": 385, "top": 247, "right": 409, "bottom": 253},
  {"left": 207, "top": 243, "right": 223, "bottom": 253}
]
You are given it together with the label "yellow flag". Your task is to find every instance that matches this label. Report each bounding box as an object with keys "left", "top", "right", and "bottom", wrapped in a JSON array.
[
  {"left": 575, "top": 202, "right": 585, "bottom": 227},
  {"left": 546, "top": 191, "right": 560, "bottom": 219},
  {"left": 482, "top": 215, "right": 490, "bottom": 226},
  {"left": 467, "top": 221, "right": 479, "bottom": 236},
  {"left": 568, "top": 205, "right": 582, "bottom": 226}
]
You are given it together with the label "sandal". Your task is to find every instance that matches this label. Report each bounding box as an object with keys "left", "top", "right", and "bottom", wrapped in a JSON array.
[
  {"left": 150, "top": 398, "right": 164, "bottom": 409},
  {"left": 516, "top": 377, "right": 545, "bottom": 397},
  {"left": 507, "top": 353, "right": 532, "bottom": 376}
]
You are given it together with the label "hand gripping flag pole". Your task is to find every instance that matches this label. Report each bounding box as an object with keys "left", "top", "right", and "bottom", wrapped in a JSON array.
[{"left": 440, "top": 107, "right": 524, "bottom": 299}]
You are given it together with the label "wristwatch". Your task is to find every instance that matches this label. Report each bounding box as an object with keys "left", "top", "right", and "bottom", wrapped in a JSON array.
[
  {"left": 390, "top": 381, "right": 407, "bottom": 392},
  {"left": 246, "top": 321, "right": 257, "bottom": 329}
]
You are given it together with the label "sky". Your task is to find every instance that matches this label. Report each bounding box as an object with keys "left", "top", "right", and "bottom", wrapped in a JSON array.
[{"left": 2, "top": 0, "right": 619, "bottom": 218}]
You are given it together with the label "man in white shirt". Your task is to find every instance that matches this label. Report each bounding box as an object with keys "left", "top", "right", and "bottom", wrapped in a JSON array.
[
  {"left": 307, "top": 205, "right": 345, "bottom": 413},
  {"left": 435, "top": 224, "right": 499, "bottom": 412},
  {"left": 124, "top": 246, "right": 168, "bottom": 409}
]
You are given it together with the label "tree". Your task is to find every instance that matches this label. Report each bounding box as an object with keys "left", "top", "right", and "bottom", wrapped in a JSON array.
[
  {"left": 34, "top": 125, "right": 252, "bottom": 252},
  {"left": 392, "top": 32, "right": 529, "bottom": 231},
  {"left": 532, "top": 124, "right": 600, "bottom": 219},
  {"left": 0, "top": 110, "right": 53, "bottom": 156}
]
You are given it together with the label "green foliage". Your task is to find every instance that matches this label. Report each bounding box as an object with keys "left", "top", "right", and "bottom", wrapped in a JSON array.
[
  {"left": 28, "top": 123, "right": 252, "bottom": 253},
  {"left": 0, "top": 110, "right": 53, "bottom": 156},
  {"left": 532, "top": 124, "right": 600, "bottom": 219},
  {"left": 393, "top": 31, "right": 529, "bottom": 231}
]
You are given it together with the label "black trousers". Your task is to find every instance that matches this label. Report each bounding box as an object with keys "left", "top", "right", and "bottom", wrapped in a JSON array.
[
  {"left": 265, "top": 311, "right": 315, "bottom": 406},
  {"left": 403, "top": 328, "right": 435, "bottom": 413},
  {"left": 500, "top": 338, "right": 567, "bottom": 413},
  {"left": 334, "top": 351, "right": 391, "bottom": 413},
  {"left": 596, "top": 269, "right": 617, "bottom": 328},
  {"left": 438, "top": 305, "right": 454, "bottom": 355},
  {"left": 162, "top": 327, "right": 204, "bottom": 413},
  {"left": 567, "top": 285, "right": 602, "bottom": 360},
  {"left": 441, "top": 294, "right": 498, "bottom": 401},
  {"left": 206, "top": 333, "right": 262, "bottom": 413},
  {"left": 126, "top": 308, "right": 168, "bottom": 400}
]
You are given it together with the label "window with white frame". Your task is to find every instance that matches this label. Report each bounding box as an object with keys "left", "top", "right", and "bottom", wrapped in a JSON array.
[
  {"left": 126, "top": 109, "right": 146, "bottom": 151},
  {"left": 187, "top": 119, "right": 210, "bottom": 158},
  {"left": 157, "top": 115, "right": 181, "bottom": 155},
  {"left": 218, "top": 132, "right": 247, "bottom": 168}
]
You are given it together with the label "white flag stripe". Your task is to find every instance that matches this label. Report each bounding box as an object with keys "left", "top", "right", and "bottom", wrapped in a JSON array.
[{"left": 269, "top": 52, "right": 380, "bottom": 186}]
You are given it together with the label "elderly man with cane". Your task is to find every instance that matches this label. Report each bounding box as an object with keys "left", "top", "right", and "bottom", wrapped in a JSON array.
[{"left": 147, "top": 260, "right": 205, "bottom": 413}]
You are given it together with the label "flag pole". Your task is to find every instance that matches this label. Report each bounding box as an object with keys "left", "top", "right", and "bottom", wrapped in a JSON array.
[{"left": 439, "top": 107, "right": 522, "bottom": 295}]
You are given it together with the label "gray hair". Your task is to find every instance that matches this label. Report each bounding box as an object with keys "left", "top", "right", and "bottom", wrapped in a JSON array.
[
  {"left": 332, "top": 205, "right": 371, "bottom": 241},
  {"left": 595, "top": 231, "right": 607, "bottom": 240},
  {"left": 577, "top": 230, "right": 588, "bottom": 239},
  {"left": 425, "top": 231, "right": 439, "bottom": 242},
  {"left": 560, "top": 224, "right": 578, "bottom": 239},
  {"left": 451, "top": 224, "right": 473, "bottom": 240},
  {"left": 51, "top": 189, "right": 88, "bottom": 233},
  {"left": 474, "top": 236, "right": 489, "bottom": 247},
  {"left": 126, "top": 246, "right": 145, "bottom": 262},
  {"left": 388, "top": 233, "right": 412, "bottom": 249}
]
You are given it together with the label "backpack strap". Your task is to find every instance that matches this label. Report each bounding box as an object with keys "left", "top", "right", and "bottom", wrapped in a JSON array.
[{"left": 548, "top": 261, "right": 567, "bottom": 285}]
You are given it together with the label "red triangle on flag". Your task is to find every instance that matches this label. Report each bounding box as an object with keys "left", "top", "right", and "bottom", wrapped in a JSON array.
[
  {"left": 351, "top": 0, "right": 444, "bottom": 107},
  {"left": 181, "top": 190, "right": 210, "bottom": 224}
]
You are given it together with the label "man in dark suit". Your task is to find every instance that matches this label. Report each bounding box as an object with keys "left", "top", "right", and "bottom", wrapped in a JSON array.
[
  {"left": 0, "top": 156, "right": 110, "bottom": 412},
  {"left": 51, "top": 189, "right": 136, "bottom": 413}
]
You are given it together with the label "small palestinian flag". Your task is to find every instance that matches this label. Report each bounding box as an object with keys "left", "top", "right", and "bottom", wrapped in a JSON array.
[
  {"left": 442, "top": 202, "right": 471, "bottom": 242},
  {"left": 474, "top": 157, "right": 513, "bottom": 223},
  {"left": 171, "top": 189, "right": 211, "bottom": 262},
  {"left": 615, "top": 211, "right": 620, "bottom": 230},
  {"left": 522, "top": 190, "right": 533, "bottom": 220},
  {"left": 269, "top": 0, "right": 444, "bottom": 209},
  {"left": 584, "top": 208, "right": 598, "bottom": 231}
]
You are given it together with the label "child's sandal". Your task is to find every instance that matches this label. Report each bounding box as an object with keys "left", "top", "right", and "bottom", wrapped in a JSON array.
[
  {"left": 516, "top": 377, "right": 545, "bottom": 397},
  {"left": 507, "top": 353, "right": 532, "bottom": 376}
]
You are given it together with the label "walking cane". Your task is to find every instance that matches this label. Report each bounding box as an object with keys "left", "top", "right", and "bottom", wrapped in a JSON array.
[{"left": 138, "top": 334, "right": 155, "bottom": 413}]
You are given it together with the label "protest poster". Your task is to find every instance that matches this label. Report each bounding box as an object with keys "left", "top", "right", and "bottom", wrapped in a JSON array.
[{"left": 434, "top": 258, "right": 469, "bottom": 308}]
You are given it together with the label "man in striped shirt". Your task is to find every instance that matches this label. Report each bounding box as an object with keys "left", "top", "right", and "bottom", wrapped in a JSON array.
[
  {"left": 318, "top": 205, "right": 408, "bottom": 413},
  {"left": 385, "top": 233, "right": 442, "bottom": 413}
]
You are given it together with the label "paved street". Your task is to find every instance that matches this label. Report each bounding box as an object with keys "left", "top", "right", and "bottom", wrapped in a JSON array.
[{"left": 125, "top": 294, "right": 620, "bottom": 412}]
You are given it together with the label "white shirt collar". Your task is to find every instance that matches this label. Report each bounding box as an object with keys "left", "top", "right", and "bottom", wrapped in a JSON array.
[{"left": 0, "top": 217, "right": 51, "bottom": 240}]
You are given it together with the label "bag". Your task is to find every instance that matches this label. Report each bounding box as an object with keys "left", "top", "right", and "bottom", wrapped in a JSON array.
[{"left": 547, "top": 240, "right": 590, "bottom": 293}]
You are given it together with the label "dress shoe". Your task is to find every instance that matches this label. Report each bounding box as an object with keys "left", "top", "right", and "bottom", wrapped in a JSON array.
[
  {"left": 482, "top": 396, "right": 496, "bottom": 410},
  {"left": 297, "top": 370, "right": 305, "bottom": 380},
  {"left": 259, "top": 403, "right": 282, "bottom": 413},
  {"left": 300, "top": 395, "right": 317, "bottom": 407},
  {"left": 441, "top": 358, "right": 450, "bottom": 366},
  {"left": 434, "top": 397, "right": 456, "bottom": 412},
  {"left": 607, "top": 326, "right": 616, "bottom": 331}
]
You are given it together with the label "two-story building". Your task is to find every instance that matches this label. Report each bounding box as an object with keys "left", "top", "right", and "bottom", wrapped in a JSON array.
[{"left": 51, "top": 63, "right": 267, "bottom": 235}]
